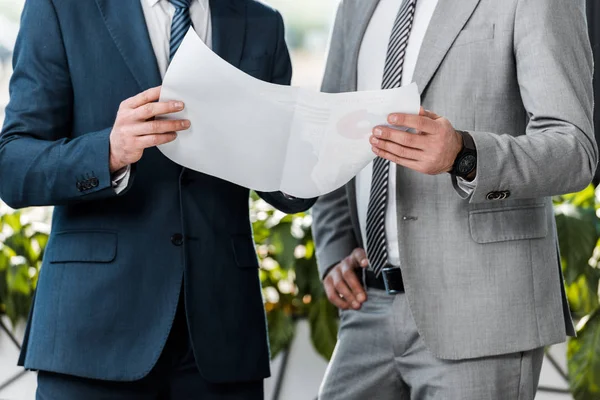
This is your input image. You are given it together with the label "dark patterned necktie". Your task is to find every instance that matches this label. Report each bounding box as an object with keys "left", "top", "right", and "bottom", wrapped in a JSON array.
[
  {"left": 366, "top": 0, "right": 418, "bottom": 276},
  {"left": 169, "top": 0, "right": 193, "bottom": 62}
]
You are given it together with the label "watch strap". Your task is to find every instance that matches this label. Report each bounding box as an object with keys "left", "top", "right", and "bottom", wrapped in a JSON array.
[{"left": 459, "top": 130, "right": 476, "bottom": 152}]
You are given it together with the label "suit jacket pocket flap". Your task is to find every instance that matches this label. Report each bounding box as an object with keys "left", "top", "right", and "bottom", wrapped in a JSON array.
[
  {"left": 46, "top": 231, "right": 117, "bottom": 263},
  {"left": 469, "top": 204, "right": 548, "bottom": 244},
  {"left": 231, "top": 235, "right": 259, "bottom": 269}
]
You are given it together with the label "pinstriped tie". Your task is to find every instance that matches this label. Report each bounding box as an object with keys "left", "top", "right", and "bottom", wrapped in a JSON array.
[
  {"left": 366, "top": 0, "right": 418, "bottom": 277},
  {"left": 169, "top": 0, "right": 193, "bottom": 62}
]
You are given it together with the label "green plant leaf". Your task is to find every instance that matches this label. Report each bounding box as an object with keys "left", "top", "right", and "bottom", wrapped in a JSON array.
[
  {"left": 2, "top": 212, "right": 22, "bottom": 232},
  {"left": 555, "top": 205, "right": 598, "bottom": 284},
  {"left": 269, "top": 223, "right": 298, "bottom": 270},
  {"left": 572, "top": 185, "right": 596, "bottom": 208},
  {"left": 555, "top": 185, "right": 596, "bottom": 208},
  {"left": 33, "top": 232, "right": 49, "bottom": 261},
  {"left": 0, "top": 266, "right": 7, "bottom": 315},
  {"left": 267, "top": 307, "right": 295, "bottom": 359},
  {"left": 0, "top": 206, "right": 47, "bottom": 324},
  {"left": 568, "top": 310, "right": 600, "bottom": 400},
  {"left": 5, "top": 291, "right": 33, "bottom": 329},
  {"left": 0, "top": 251, "right": 8, "bottom": 271},
  {"left": 308, "top": 297, "right": 339, "bottom": 360},
  {"left": 295, "top": 256, "right": 324, "bottom": 298},
  {"left": 4, "top": 294, "right": 17, "bottom": 326},
  {"left": 8, "top": 264, "right": 32, "bottom": 295},
  {"left": 566, "top": 274, "right": 600, "bottom": 319}
]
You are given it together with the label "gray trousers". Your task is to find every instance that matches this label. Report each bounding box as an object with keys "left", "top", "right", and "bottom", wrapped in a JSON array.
[{"left": 319, "top": 289, "right": 545, "bottom": 400}]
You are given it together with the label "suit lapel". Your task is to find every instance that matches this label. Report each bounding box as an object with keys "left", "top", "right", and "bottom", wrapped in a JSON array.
[
  {"left": 95, "top": 0, "right": 161, "bottom": 91},
  {"left": 347, "top": 0, "right": 380, "bottom": 91},
  {"left": 209, "top": 0, "right": 246, "bottom": 67},
  {"left": 412, "top": 0, "right": 482, "bottom": 95}
]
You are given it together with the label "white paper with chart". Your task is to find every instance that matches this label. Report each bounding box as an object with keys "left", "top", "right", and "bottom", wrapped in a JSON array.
[{"left": 159, "top": 29, "right": 421, "bottom": 198}]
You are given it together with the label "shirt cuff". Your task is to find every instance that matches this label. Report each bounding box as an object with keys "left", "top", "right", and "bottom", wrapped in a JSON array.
[
  {"left": 456, "top": 175, "right": 478, "bottom": 195},
  {"left": 111, "top": 166, "right": 131, "bottom": 194}
]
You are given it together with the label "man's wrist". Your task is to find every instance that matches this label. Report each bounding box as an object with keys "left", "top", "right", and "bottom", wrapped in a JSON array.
[
  {"left": 109, "top": 154, "right": 126, "bottom": 175},
  {"left": 454, "top": 130, "right": 464, "bottom": 168},
  {"left": 445, "top": 130, "right": 464, "bottom": 173}
]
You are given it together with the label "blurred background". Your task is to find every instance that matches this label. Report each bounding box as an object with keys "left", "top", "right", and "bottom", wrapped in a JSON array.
[{"left": 0, "top": 1, "right": 599, "bottom": 400}]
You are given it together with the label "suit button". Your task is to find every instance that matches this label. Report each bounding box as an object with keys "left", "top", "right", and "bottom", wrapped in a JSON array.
[
  {"left": 90, "top": 177, "right": 99, "bottom": 188},
  {"left": 486, "top": 192, "right": 502, "bottom": 201},
  {"left": 487, "top": 190, "right": 511, "bottom": 201},
  {"left": 171, "top": 234, "right": 184, "bottom": 246}
]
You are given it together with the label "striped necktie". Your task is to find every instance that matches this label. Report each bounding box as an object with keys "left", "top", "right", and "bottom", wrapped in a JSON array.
[
  {"left": 169, "top": 0, "right": 193, "bottom": 62},
  {"left": 366, "top": 0, "right": 418, "bottom": 277}
]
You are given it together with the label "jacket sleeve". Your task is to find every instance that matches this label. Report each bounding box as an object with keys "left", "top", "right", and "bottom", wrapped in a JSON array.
[
  {"left": 256, "top": 10, "right": 317, "bottom": 214},
  {"left": 311, "top": 1, "right": 359, "bottom": 279},
  {"left": 0, "top": 0, "right": 129, "bottom": 209},
  {"left": 454, "top": 0, "right": 598, "bottom": 203}
]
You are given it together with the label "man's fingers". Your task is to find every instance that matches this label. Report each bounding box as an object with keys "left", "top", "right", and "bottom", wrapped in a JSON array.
[
  {"left": 341, "top": 262, "right": 366, "bottom": 305},
  {"left": 350, "top": 248, "right": 369, "bottom": 303},
  {"left": 385, "top": 113, "right": 440, "bottom": 134},
  {"left": 128, "top": 119, "right": 190, "bottom": 136},
  {"left": 373, "top": 127, "right": 426, "bottom": 150},
  {"left": 324, "top": 250, "right": 371, "bottom": 310},
  {"left": 332, "top": 268, "right": 357, "bottom": 308},
  {"left": 421, "top": 108, "right": 441, "bottom": 120},
  {"left": 324, "top": 277, "right": 350, "bottom": 310},
  {"left": 122, "top": 86, "right": 162, "bottom": 109},
  {"left": 370, "top": 136, "right": 422, "bottom": 161},
  {"left": 136, "top": 101, "right": 185, "bottom": 121},
  {"left": 351, "top": 248, "right": 369, "bottom": 269},
  {"left": 373, "top": 146, "right": 427, "bottom": 173},
  {"left": 136, "top": 132, "right": 178, "bottom": 149}
]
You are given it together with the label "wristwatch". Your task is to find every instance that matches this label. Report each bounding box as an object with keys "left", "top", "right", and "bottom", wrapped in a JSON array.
[{"left": 451, "top": 130, "right": 477, "bottom": 179}]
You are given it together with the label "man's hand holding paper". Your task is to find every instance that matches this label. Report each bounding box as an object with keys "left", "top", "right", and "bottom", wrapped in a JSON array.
[
  {"left": 370, "top": 108, "right": 464, "bottom": 176},
  {"left": 108, "top": 86, "right": 189, "bottom": 173}
]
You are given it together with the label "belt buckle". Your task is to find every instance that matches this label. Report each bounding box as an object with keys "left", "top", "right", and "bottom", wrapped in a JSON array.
[{"left": 382, "top": 266, "right": 402, "bottom": 295}]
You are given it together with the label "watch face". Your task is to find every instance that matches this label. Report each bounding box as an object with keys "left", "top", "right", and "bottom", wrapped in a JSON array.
[{"left": 458, "top": 154, "right": 477, "bottom": 175}]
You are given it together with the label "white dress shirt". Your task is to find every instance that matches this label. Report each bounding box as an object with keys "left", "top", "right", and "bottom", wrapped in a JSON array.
[
  {"left": 113, "top": 0, "right": 212, "bottom": 192},
  {"left": 141, "top": 0, "right": 212, "bottom": 77},
  {"left": 356, "top": 0, "right": 477, "bottom": 266}
]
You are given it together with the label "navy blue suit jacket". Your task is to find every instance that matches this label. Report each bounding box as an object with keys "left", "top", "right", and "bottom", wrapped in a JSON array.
[{"left": 0, "top": 0, "right": 315, "bottom": 383}]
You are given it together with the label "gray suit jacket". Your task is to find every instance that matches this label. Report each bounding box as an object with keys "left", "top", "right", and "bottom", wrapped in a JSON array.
[{"left": 312, "top": 0, "right": 598, "bottom": 360}]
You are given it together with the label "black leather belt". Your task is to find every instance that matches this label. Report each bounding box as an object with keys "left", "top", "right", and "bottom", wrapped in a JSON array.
[{"left": 359, "top": 265, "right": 405, "bottom": 295}]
